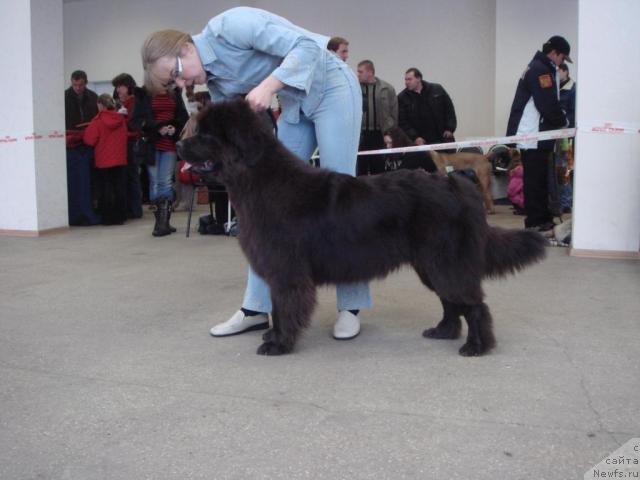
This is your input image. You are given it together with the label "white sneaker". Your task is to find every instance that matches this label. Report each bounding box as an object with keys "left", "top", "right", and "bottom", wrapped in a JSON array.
[
  {"left": 333, "top": 311, "right": 361, "bottom": 340},
  {"left": 210, "top": 310, "right": 269, "bottom": 337}
]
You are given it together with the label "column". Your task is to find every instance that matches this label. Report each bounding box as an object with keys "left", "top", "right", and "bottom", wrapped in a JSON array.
[{"left": 0, "top": 0, "right": 67, "bottom": 236}]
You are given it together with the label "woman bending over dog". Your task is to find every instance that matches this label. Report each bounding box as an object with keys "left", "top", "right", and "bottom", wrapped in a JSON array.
[{"left": 141, "top": 7, "right": 371, "bottom": 340}]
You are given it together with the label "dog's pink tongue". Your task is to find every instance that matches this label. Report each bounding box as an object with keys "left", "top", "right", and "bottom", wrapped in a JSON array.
[{"left": 181, "top": 162, "right": 192, "bottom": 173}]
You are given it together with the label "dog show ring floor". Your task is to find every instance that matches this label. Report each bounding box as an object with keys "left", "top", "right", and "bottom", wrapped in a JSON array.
[{"left": 0, "top": 204, "right": 638, "bottom": 479}]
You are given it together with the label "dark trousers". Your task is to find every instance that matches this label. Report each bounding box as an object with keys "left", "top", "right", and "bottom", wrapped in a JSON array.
[
  {"left": 209, "top": 190, "right": 234, "bottom": 224},
  {"left": 125, "top": 140, "right": 143, "bottom": 218},
  {"left": 357, "top": 130, "right": 385, "bottom": 175},
  {"left": 66, "top": 146, "right": 101, "bottom": 226},
  {"left": 140, "top": 166, "right": 150, "bottom": 204},
  {"left": 96, "top": 166, "right": 127, "bottom": 225},
  {"left": 522, "top": 149, "right": 554, "bottom": 228}
]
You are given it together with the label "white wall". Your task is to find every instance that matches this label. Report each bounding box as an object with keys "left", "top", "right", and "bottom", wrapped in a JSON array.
[
  {"left": 259, "top": 0, "right": 497, "bottom": 139},
  {"left": 63, "top": 0, "right": 497, "bottom": 139},
  {"left": 0, "top": 0, "right": 67, "bottom": 232},
  {"left": 572, "top": 0, "right": 640, "bottom": 254},
  {"left": 0, "top": 1, "right": 37, "bottom": 230},
  {"left": 32, "top": 0, "right": 68, "bottom": 231},
  {"left": 494, "top": 0, "right": 578, "bottom": 135}
]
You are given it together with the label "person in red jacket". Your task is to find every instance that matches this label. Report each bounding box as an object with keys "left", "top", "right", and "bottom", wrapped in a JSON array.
[{"left": 83, "top": 94, "right": 128, "bottom": 225}]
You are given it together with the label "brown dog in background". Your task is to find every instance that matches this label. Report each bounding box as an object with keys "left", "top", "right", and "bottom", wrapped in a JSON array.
[
  {"left": 429, "top": 148, "right": 521, "bottom": 215},
  {"left": 429, "top": 151, "right": 495, "bottom": 214}
]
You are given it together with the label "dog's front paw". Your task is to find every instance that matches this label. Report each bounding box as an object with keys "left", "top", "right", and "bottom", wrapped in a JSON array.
[
  {"left": 458, "top": 341, "right": 488, "bottom": 357},
  {"left": 262, "top": 328, "right": 277, "bottom": 342},
  {"left": 423, "top": 326, "right": 460, "bottom": 340},
  {"left": 256, "top": 341, "right": 291, "bottom": 356}
]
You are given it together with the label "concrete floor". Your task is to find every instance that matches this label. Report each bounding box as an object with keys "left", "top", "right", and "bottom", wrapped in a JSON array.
[{"left": 1, "top": 205, "right": 638, "bottom": 480}]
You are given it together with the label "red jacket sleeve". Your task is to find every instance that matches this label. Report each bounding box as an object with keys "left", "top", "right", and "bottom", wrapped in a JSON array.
[{"left": 83, "top": 118, "right": 100, "bottom": 146}]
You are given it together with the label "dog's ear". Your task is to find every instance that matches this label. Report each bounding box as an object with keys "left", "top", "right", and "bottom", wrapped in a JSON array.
[{"left": 210, "top": 99, "right": 273, "bottom": 167}]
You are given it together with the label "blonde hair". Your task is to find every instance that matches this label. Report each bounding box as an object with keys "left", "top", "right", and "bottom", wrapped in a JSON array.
[
  {"left": 98, "top": 93, "right": 116, "bottom": 110},
  {"left": 141, "top": 29, "right": 192, "bottom": 94}
]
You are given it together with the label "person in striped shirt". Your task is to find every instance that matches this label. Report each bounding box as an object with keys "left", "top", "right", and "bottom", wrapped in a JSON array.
[{"left": 130, "top": 86, "right": 188, "bottom": 236}]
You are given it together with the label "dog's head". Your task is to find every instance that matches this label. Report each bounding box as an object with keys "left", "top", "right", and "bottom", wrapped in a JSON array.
[
  {"left": 177, "top": 99, "right": 275, "bottom": 181},
  {"left": 487, "top": 145, "right": 521, "bottom": 173}
]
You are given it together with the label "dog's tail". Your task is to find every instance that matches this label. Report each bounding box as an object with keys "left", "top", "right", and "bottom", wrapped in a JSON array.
[{"left": 484, "top": 227, "right": 547, "bottom": 278}]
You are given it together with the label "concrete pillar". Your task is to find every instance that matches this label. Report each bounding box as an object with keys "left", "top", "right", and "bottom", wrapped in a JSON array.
[
  {"left": 571, "top": 0, "right": 640, "bottom": 258},
  {"left": 0, "top": 0, "right": 68, "bottom": 236}
]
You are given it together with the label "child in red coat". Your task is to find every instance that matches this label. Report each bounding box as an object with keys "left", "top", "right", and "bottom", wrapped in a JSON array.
[{"left": 83, "top": 94, "right": 128, "bottom": 225}]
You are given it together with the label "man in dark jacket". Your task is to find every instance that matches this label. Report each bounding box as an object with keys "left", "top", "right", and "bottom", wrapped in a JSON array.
[
  {"left": 65, "top": 70, "right": 98, "bottom": 130},
  {"left": 397, "top": 68, "right": 457, "bottom": 147},
  {"left": 506, "top": 36, "right": 571, "bottom": 231},
  {"left": 64, "top": 70, "right": 100, "bottom": 226}
]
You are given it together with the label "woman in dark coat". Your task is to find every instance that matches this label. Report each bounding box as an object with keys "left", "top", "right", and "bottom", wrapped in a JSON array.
[{"left": 130, "top": 86, "right": 188, "bottom": 236}]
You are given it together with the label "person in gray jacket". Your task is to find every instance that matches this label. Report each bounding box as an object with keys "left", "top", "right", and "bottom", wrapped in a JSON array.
[{"left": 356, "top": 60, "right": 398, "bottom": 174}]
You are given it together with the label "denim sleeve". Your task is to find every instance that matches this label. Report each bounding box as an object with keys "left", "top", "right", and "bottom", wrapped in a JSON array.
[{"left": 215, "top": 8, "right": 322, "bottom": 94}]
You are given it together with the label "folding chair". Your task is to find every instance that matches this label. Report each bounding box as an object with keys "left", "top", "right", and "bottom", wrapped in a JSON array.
[{"left": 185, "top": 175, "right": 232, "bottom": 237}]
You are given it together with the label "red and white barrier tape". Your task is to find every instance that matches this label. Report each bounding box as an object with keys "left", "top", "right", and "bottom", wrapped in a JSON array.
[
  {"left": 1, "top": 120, "right": 637, "bottom": 151},
  {"left": 358, "top": 128, "right": 577, "bottom": 156},
  {"left": 0, "top": 130, "right": 66, "bottom": 145},
  {"left": 579, "top": 121, "right": 640, "bottom": 135},
  {"left": 358, "top": 120, "right": 640, "bottom": 156}
]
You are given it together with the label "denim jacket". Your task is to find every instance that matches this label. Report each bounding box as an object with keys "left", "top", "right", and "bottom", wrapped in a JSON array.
[{"left": 192, "top": 7, "right": 330, "bottom": 124}]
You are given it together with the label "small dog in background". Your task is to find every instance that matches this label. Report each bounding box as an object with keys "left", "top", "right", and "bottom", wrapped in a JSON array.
[
  {"left": 429, "top": 146, "right": 521, "bottom": 215},
  {"left": 486, "top": 145, "right": 521, "bottom": 173},
  {"left": 428, "top": 150, "right": 495, "bottom": 214}
]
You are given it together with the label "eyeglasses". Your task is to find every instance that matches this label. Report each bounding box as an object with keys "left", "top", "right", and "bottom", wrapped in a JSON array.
[{"left": 164, "top": 56, "right": 183, "bottom": 89}]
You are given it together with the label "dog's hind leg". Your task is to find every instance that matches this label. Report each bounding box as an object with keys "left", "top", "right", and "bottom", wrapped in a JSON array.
[
  {"left": 257, "top": 280, "right": 316, "bottom": 356},
  {"left": 413, "top": 267, "right": 462, "bottom": 340},
  {"left": 414, "top": 256, "right": 495, "bottom": 356},
  {"left": 457, "top": 303, "right": 496, "bottom": 356},
  {"left": 423, "top": 298, "right": 462, "bottom": 340}
]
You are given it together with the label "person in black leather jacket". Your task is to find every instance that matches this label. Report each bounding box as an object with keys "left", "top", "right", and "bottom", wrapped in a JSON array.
[
  {"left": 397, "top": 68, "right": 457, "bottom": 147},
  {"left": 64, "top": 70, "right": 101, "bottom": 226}
]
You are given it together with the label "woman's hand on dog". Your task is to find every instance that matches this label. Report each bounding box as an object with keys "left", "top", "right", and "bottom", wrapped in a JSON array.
[{"left": 246, "top": 75, "right": 285, "bottom": 111}]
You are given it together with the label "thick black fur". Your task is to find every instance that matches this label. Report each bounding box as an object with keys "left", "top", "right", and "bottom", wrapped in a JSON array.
[{"left": 178, "top": 100, "right": 547, "bottom": 357}]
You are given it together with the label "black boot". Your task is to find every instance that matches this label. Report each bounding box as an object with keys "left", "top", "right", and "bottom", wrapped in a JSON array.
[
  {"left": 168, "top": 201, "right": 177, "bottom": 233},
  {"left": 152, "top": 198, "right": 172, "bottom": 237}
]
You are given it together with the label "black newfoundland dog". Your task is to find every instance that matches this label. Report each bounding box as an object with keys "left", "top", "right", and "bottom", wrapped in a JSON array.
[{"left": 178, "top": 100, "right": 546, "bottom": 357}]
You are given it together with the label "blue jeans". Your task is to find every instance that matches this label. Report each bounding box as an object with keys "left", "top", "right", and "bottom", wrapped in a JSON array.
[
  {"left": 242, "top": 58, "right": 372, "bottom": 313},
  {"left": 66, "top": 146, "right": 101, "bottom": 225},
  {"left": 147, "top": 150, "right": 177, "bottom": 202}
]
